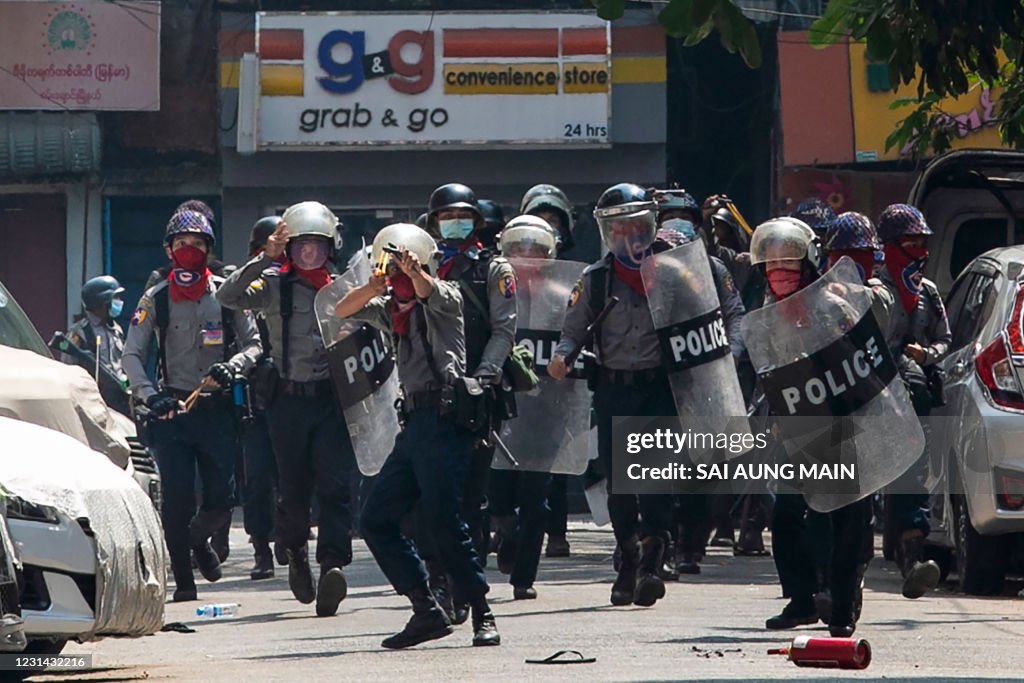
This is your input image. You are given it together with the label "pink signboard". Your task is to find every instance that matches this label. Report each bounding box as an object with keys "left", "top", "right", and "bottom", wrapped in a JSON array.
[{"left": 0, "top": 0, "right": 160, "bottom": 110}]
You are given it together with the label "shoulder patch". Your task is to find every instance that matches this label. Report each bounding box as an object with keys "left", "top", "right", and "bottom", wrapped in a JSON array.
[
  {"left": 568, "top": 279, "right": 584, "bottom": 308},
  {"left": 130, "top": 307, "right": 147, "bottom": 326},
  {"left": 498, "top": 272, "right": 517, "bottom": 299},
  {"left": 249, "top": 279, "right": 264, "bottom": 291}
]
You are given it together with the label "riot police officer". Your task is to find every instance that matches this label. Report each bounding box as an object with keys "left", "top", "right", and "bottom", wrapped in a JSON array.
[
  {"left": 217, "top": 202, "right": 356, "bottom": 617},
  {"left": 876, "top": 203, "right": 950, "bottom": 600},
  {"left": 549, "top": 183, "right": 675, "bottom": 608},
  {"left": 59, "top": 275, "right": 129, "bottom": 415},
  {"left": 751, "top": 216, "right": 896, "bottom": 637},
  {"left": 521, "top": 183, "right": 575, "bottom": 257},
  {"left": 239, "top": 216, "right": 284, "bottom": 580},
  {"left": 520, "top": 183, "right": 575, "bottom": 557},
  {"left": 336, "top": 223, "right": 500, "bottom": 649},
  {"left": 123, "top": 210, "right": 262, "bottom": 602},
  {"left": 422, "top": 183, "right": 517, "bottom": 618},
  {"left": 490, "top": 216, "right": 560, "bottom": 599},
  {"left": 654, "top": 189, "right": 749, "bottom": 573}
]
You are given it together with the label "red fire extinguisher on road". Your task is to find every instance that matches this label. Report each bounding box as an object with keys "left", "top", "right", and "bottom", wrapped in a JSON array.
[{"left": 768, "top": 636, "right": 872, "bottom": 670}]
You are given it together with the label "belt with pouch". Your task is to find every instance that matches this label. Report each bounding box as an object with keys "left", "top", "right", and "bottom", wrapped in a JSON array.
[
  {"left": 400, "top": 390, "right": 444, "bottom": 414},
  {"left": 595, "top": 366, "right": 667, "bottom": 386},
  {"left": 277, "top": 378, "right": 333, "bottom": 398},
  {"left": 167, "top": 387, "right": 222, "bottom": 401}
]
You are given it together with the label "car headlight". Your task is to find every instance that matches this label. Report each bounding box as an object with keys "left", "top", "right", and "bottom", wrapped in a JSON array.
[{"left": 3, "top": 495, "right": 59, "bottom": 524}]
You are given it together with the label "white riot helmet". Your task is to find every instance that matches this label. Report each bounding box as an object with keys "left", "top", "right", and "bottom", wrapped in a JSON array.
[
  {"left": 498, "top": 215, "right": 558, "bottom": 259},
  {"left": 282, "top": 201, "right": 341, "bottom": 249},
  {"left": 749, "top": 216, "right": 820, "bottom": 267},
  {"left": 372, "top": 223, "right": 439, "bottom": 272}
]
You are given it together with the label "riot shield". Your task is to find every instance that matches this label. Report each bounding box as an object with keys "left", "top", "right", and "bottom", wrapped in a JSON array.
[
  {"left": 643, "top": 242, "right": 751, "bottom": 463},
  {"left": 740, "top": 257, "right": 925, "bottom": 512},
  {"left": 496, "top": 259, "right": 591, "bottom": 474},
  {"left": 315, "top": 258, "right": 400, "bottom": 476}
]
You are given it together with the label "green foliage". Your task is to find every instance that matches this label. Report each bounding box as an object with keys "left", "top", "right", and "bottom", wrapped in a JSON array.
[
  {"left": 809, "top": 0, "right": 1024, "bottom": 157},
  {"left": 591, "top": 0, "right": 761, "bottom": 68}
]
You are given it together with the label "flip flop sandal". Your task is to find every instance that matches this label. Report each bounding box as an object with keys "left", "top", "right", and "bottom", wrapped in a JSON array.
[{"left": 526, "top": 650, "right": 597, "bottom": 665}]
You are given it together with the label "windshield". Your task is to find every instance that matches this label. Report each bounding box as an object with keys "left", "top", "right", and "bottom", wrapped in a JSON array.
[{"left": 0, "top": 281, "right": 52, "bottom": 357}]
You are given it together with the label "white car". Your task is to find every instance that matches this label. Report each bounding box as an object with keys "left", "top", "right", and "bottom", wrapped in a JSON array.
[{"left": 1, "top": 417, "right": 166, "bottom": 654}]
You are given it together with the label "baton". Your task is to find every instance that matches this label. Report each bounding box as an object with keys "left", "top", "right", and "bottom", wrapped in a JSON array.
[
  {"left": 563, "top": 296, "right": 620, "bottom": 369},
  {"left": 724, "top": 201, "right": 753, "bottom": 238},
  {"left": 488, "top": 429, "right": 520, "bottom": 468},
  {"left": 94, "top": 336, "right": 101, "bottom": 383}
]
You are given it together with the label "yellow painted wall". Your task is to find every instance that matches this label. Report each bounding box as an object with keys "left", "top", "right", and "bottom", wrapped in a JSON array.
[{"left": 849, "top": 42, "right": 1006, "bottom": 162}]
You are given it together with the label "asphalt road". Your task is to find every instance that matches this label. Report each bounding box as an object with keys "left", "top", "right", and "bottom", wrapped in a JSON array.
[{"left": 28, "top": 520, "right": 1024, "bottom": 683}]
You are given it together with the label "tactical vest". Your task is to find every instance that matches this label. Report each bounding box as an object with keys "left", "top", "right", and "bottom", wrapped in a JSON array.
[{"left": 447, "top": 250, "right": 497, "bottom": 373}]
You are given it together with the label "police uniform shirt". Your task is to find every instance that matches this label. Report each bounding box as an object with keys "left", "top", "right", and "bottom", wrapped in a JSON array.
[
  {"left": 710, "top": 256, "right": 746, "bottom": 359},
  {"left": 63, "top": 310, "right": 126, "bottom": 379},
  {"left": 555, "top": 262, "right": 662, "bottom": 371},
  {"left": 123, "top": 278, "right": 262, "bottom": 401},
  {"left": 475, "top": 257, "right": 518, "bottom": 376},
  {"left": 216, "top": 253, "right": 331, "bottom": 383},
  {"left": 348, "top": 280, "right": 466, "bottom": 396},
  {"left": 877, "top": 272, "right": 951, "bottom": 365}
]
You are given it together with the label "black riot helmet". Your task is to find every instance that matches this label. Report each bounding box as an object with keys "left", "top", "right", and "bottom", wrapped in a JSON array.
[
  {"left": 426, "top": 183, "right": 484, "bottom": 237},
  {"left": 476, "top": 199, "right": 505, "bottom": 247},
  {"left": 249, "top": 216, "right": 282, "bottom": 255},
  {"left": 593, "top": 183, "right": 658, "bottom": 262}
]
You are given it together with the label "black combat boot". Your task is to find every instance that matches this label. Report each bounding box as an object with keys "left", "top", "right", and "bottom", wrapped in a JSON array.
[
  {"left": 900, "top": 531, "right": 939, "bottom": 599},
  {"left": 428, "top": 572, "right": 456, "bottom": 623},
  {"left": 765, "top": 599, "right": 818, "bottom": 630},
  {"left": 250, "top": 541, "right": 274, "bottom": 581},
  {"left": 470, "top": 597, "right": 500, "bottom": 646},
  {"left": 316, "top": 561, "right": 348, "bottom": 617},
  {"left": 381, "top": 584, "right": 453, "bottom": 649},
  {"left": 192, "top": 541, "right": 222, "bottom": 583},
  {"left": 212, "top": 519, "right": 230, "bottom": 563},
  {"left": 287, "top": 546, "right": 316, "bottom": 605},
  {"left": 634, "top": 534, "right": 667, "bottom": 607},
  {"left": 610, "top": 537, "right": 640, "bottom": 606}
]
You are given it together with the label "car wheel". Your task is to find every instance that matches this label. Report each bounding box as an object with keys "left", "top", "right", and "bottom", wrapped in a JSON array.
[{"left": 952, "top": 495, "right": 1007, "bottom": 595}]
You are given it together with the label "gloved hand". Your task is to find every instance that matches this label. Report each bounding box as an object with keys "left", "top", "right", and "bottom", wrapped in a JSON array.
[
  {"left": 146, "top": 393, "right": 181, "bottom": 419},
  {"left": 207, "top": 362, "right": 236, "bottom": 389},
  {"left": 473, "top": 366, "right": 501, "bottom": 386}
]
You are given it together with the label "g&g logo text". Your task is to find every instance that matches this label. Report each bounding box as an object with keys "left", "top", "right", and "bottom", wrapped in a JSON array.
[{"left": 317, "top": 29, "right": 434, "bottom": 95}]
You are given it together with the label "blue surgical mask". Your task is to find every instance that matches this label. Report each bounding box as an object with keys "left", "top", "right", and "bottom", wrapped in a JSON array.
[
  {"left": 109, "top": 299, "right": 124, "bottom": 318},
  {"left": 439, "top": 218, "right": 475, "bottom": 241},
  {"left": 661, "top": 218, "right": 697, "bottom": 241}
]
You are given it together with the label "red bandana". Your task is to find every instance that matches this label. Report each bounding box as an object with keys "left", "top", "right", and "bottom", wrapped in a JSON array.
[
  {"left": 167, "top": 268, "right": 211, "bottom": 303},
  {"left": 280, "top": 263, "right": 331, "bottom": 291},
  {"left": 611, "top": 258, "right": 646, "bottom": 297},
  {"left": 437, "top": 237, "right": 484, "bottom": 281},
  {"left": 387, "top": 273, "right": 417, "bottom": 337}
]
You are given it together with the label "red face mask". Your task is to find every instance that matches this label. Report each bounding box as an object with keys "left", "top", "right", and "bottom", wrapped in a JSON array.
[
  {"left": 828, "top": 250, "right": 876, "bottom": 283},
  {"left": 172, "top": 245, "right": 207, "bottom": 271},
  {"left": 766, "top": 268, "right": 802, "bottom": 300},
  {"left": 388, "top": 273, "right": 416, "bottom": 302}
]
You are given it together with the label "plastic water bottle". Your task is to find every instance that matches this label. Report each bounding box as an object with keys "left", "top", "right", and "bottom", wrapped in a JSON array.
[{"left": 195, "top": 603, "right": 239, "bottom": 618}]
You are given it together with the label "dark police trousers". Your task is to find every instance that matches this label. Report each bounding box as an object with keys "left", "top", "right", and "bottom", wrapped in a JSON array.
[
  {"left": 887, "top": 374, "right": 933, "bottom": 536},
  {"left": 265, "top": 390, "right": 354, "bottom": 568},
  {"left": 360, "top": 408, "right": 489, "bottom": 603},
  {"left": 546, "top": 474, "right": 569, "bottom": 538},
  {"left": 594, "top": 375, "right": 673, "bottom": 545},
  {"left": 489, "top": 469, "right": 551, "bottom": 588},
  {"left": 242, "top": 408, "right": 277, "bottom": 544},
  {"left": 149, "top": 395, "right": 236, "bottom": 590},
  {"left": 772, "top": 494, "right": 872, "bottom": 623}
]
